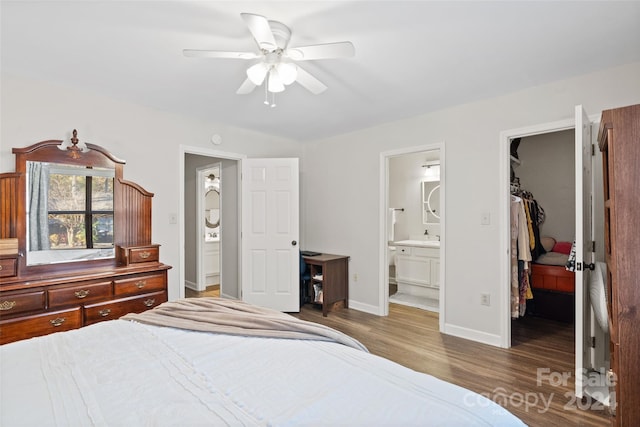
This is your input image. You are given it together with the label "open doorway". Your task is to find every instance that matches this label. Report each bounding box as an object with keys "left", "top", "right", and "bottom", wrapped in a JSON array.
[
  {"left": 500, "top": 107, "right": 609, "bottom": 402},
  {"left": 508, "top": 129, "right": 580, "bottom": 385},
  {"left": 183, "top": 163, "right": 221, "bottom": 298},
  {"left": 379, "top": 143, "right": 445, "bottom": 331},
  {"left": 179, "top": 146, "right": 243, "bottom": 301}
]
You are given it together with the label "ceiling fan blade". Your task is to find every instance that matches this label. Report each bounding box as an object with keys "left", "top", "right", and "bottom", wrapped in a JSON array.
[
  {"left": 286, "top": 42, "right": 355, "bottom": 61},
  {"left": 295, "top": 66, "right": 327, "bottom": 95},
  {"left": 183, "top": 49, "right": 258, "bottom": 59},
  {"left": 236, "top": 78, "right": 257, "bottom": 95},
  {"left": 240, "top": 13, "right": 277, "bottom": 51}
]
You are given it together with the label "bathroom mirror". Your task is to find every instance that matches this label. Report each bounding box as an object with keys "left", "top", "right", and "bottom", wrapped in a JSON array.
[
  {"left": 422, "top": 181, "right": 440, "bottom": 224},
  {"left": 204, "top": 187, "right": 220, "bottom": 229}
]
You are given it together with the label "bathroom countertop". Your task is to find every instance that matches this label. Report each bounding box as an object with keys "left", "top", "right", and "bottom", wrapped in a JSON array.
[{"left": 392, "top": 239, "right": 440, "bottom": 248}]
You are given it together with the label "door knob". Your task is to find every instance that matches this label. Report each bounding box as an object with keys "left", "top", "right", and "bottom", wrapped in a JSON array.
[{"left": 292, "top": 240, "right": 297, "bottom": 246}]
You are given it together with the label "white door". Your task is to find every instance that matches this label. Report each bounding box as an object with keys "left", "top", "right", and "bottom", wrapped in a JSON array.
[
  {"left": 574, "top": 105, "right": 593, "bottom": 398},
  {"left": 241, "top": 158, "right": 300, "bottom": 312}
]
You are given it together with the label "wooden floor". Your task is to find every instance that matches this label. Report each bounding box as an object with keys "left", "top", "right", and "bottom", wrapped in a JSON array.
[
  {"left": 292, "top": 303, "right": 611, "bottom": 427},
  {"left": 185, "top": 284, "right": 220, "bottom": 298}
]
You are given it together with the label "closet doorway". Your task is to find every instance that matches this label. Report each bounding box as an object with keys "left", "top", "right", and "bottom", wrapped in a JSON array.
[
  {"left": 509, "top": 128, "right": 576, "bottom": 326},
  {"left": 500, "top": 106, "right": 605, "bottom": 400},
  {"left": 379, "top": 143, "right": 445, "bottom": 333}
]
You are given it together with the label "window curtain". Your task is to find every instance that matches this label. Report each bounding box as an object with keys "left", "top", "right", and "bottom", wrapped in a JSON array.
[{"left": 28, "top": 162, "right": 50, "bottom": 250}]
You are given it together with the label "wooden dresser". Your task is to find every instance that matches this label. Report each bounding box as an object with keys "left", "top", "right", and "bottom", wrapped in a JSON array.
[
  {"left": 0, "top": 264, "right": 169, "bottom": 344},
  {"left": 598, "top": 104, "right": 640, "bottom": 426},
  {"left": 0, "top": 131, "right": 171, "bottom": 345}
]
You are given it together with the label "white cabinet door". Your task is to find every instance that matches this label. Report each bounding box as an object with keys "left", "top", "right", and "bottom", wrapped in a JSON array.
[
  {"left": 431, "top": 258, "right": 440, "bottom": 288},
  {"left": 204, "top": 241, "right": 220, "bottom": 278},
  {"left": 241, "top": 158, "right": 299, "bottom": 312},
  {"left": 395, "top": 246, "right": 439, "bottom": 288}
]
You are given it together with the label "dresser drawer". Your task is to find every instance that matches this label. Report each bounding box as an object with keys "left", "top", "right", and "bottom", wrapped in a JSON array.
[
  {"left": 0, "top": 307, "right": 82, "bottom": 345},
  {"left": 114, "top": 273, "right": 166, "bottom": 297},
  {"left": 129, "top": 246, "right": 159, "bottom": 263},
  {"left": 48, "top": 281, "right": 113, "bottom": 308},
  {"left": 118, "top": 245, "right": 160, "bottom": 265},
  {"left": 0, "top": 257, "right": 18, "bottom": 278},
  {"left": 84, "top": 290, "right": 167, "bottom": 325},
  {"left": 0, "top": 289, "right": 46, "bottom": 317}
]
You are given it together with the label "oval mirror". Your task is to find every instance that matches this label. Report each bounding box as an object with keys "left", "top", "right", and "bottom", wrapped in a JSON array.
[
  {"left": 204, "top": 187, "right": 220, "bottom": 229},
  {"left": 427, "top": 184, "right": 440, "bottom": 220}
]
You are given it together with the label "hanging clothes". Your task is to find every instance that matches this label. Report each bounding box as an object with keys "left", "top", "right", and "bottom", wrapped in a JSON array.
[
  {"left": 510, "top": 190, "right": 544, "bottom": 318},
  {"left": 510, "top": 196, "right": 521, "bottom": 318}
]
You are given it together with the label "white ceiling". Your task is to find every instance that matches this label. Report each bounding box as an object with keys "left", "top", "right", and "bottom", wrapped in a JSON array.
[{"left": 2, "top": 1, "right": 640, "bottom": 142}]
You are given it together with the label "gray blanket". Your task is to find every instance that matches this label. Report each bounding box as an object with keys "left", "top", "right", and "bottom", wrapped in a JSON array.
[{"left": 122, "top": 297, "right": 368, "bottom": 352}]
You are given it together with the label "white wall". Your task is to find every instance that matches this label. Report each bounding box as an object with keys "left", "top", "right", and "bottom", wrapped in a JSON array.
[
  {"left": 3, "top": 62, "right": 640, "bottom": 347},
  {"left": 301, "top": 61, "right": 640, "bottom": 344},
  {"left": 0, "top": 74, "right": 303, "bottom": 301}
]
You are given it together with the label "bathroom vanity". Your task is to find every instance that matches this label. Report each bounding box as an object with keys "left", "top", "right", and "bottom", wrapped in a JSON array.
[
  {"left": 393, "top": 240, "right": 440, "bottom": 310},
  {"left": 203, "top": 239, "right": 220, "bottom": 286}
]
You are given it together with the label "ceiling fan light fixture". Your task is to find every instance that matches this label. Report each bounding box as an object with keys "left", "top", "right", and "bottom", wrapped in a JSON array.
[
  {"left": 184, "top": 13, "right": 355, "bottom": 100},
  {"left": 277, "top": 62, "right": 297, "bottom": 85},
  {"left": 247, "top": 62, "right": 269, "bottom": 85},
  {"left": 267, "top": 69, "right": 285, "bottom": 93}
]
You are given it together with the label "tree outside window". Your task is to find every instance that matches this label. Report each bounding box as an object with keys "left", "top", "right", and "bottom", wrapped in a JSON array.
[{"left": 47, "top": 166, "right": 114, "bottom": 249}]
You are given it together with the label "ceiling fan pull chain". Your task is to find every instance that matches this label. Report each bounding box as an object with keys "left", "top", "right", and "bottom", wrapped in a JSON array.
[
  {"left": 263, "top": 79, "right": 269, "bottom": 105},
  {"left": 271, "top": 91, "right": 276, "bottom": 108}
]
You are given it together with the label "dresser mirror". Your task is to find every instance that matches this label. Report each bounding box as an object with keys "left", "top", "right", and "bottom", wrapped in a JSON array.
[
  {"left": 26, "top": 161, "right": 115, "bottom": 266},
  {"left": 7, "top": 130, "right": 128, "bottom": 273}
]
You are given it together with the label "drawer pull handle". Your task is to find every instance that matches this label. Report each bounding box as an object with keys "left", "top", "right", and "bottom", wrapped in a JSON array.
[
  {"left": 0, "top": 265, "right": 3, "bottom": 271},
  {"left": 0, "top": 300, "right": 17, "bottom": 311},
  {"left": 136, "top": 280, "right": 147, "bottom": 289},
  {"left": 99, "top": 309, "right": 111, "bottom": 317},
  {"left": 50, "top": 317, "right": 66, "bottom": 327},
  {"left": 143, "top": 298, "right": 155, "bottom": 307},
  {"left": 139, "top": 251, "right": 151, "bottom": 259},
  {"left": 75, "top": 289, "right": 90, "bottom": 299}
]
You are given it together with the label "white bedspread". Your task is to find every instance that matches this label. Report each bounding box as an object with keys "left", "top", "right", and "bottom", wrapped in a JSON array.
[{"left": 1, "top": 320, "right": 525, "bottom": 426}]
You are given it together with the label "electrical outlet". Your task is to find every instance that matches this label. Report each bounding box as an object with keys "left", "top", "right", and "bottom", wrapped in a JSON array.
[
  {"left": 480, "top": 293, "right": 491, "bottom": 306},
  {"left": 353, "top": 273, "right": 358, "bottom": 282},
  {"left": 169, "top": 213, "right": 177, "bottom": 224},
  {"left": 481, "top": 212, "right": 491, "bottom": 225}
]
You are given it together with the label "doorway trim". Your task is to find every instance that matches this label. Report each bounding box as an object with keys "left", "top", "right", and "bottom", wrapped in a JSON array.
[
  {"left": 379, "top": 141, "right": 446, "bottom": 333},
  {"left": 178, "top": 144, "right": 245, "bottom": 300},
  {"left": 498, "top": 118, "right": 574, "bottom": 348}
]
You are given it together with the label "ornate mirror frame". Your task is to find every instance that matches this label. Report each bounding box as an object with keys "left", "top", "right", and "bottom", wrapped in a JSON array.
[{"left": 1, "top": 130, "right": 155, "bottom": 278}]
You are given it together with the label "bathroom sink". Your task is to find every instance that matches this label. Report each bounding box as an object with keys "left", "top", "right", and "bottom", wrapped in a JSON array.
[{"left": 393, "top": 239, "right": 440, "bottom": 248}]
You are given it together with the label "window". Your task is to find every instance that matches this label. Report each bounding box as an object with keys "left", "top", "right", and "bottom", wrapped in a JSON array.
[{"left": 47, "top": 165, "right": 114, "bottom": 249}]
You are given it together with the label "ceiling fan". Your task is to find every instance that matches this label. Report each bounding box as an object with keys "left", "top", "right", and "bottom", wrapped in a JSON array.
[{"left": 184, "top": 13, "right": 355, "bottom": 100}]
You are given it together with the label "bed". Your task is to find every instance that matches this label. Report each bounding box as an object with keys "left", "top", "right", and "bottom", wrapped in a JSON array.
[{"left": 0, "top": 298, "right": 525, "bottom": 426}]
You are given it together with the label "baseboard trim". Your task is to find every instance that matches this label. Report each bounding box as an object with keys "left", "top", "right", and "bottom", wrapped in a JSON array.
[
  {"left": 443, "top": 322, "right": 502, "bottom": 347},
  {"left": 348, "top": 300, "right": 383, "bottom": 316},
  {"left": 184, "top": 280, "right": 199, "bottom": 291}
]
